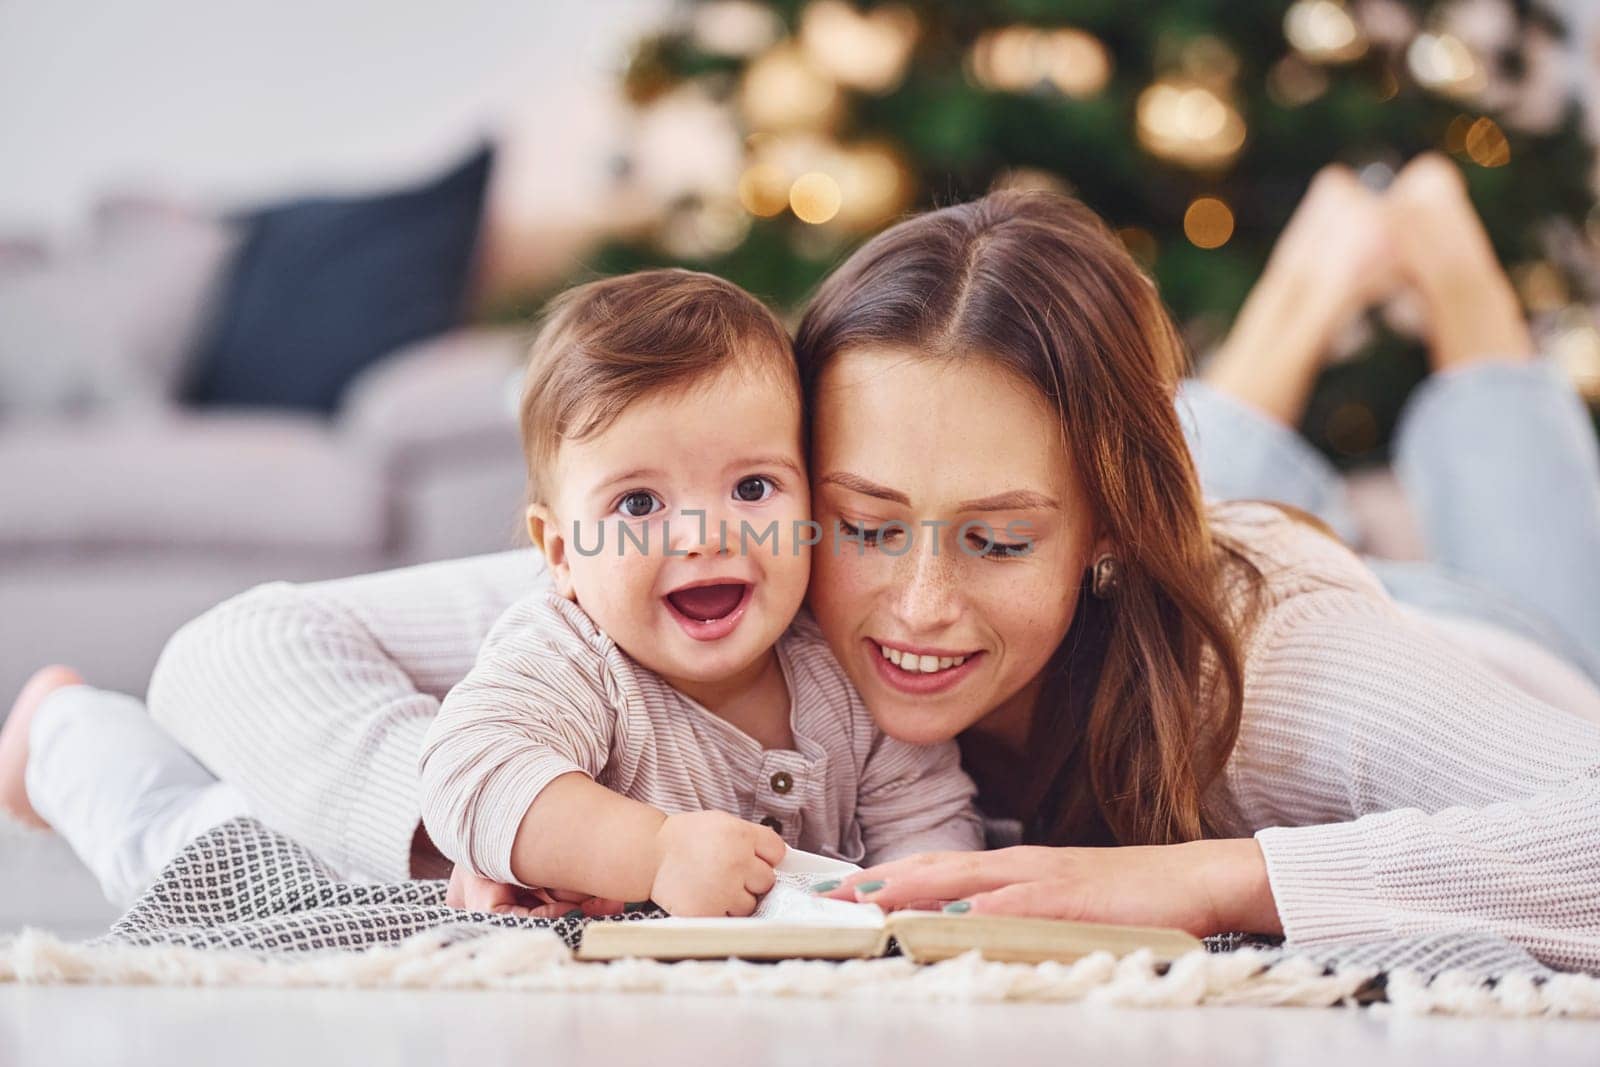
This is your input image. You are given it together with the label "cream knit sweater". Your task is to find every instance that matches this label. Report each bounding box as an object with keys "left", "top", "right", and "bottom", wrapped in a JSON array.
[{"left": 146, "top": 504, "right": 1600, "bottom": 970}]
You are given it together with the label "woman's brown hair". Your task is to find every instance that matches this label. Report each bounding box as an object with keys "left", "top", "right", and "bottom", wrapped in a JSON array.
[{"left": 794, "top": 189, "right": 1255, "bottom": 847}]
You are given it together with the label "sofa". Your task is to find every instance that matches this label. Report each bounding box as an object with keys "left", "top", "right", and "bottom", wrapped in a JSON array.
[{"left": 0, "top": 327, "right": 528, "bottom": 701}]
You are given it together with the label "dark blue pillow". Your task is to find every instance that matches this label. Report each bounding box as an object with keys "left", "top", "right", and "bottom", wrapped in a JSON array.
[{"left": 184, "top": 146, "right": 492, "bottom": 413}]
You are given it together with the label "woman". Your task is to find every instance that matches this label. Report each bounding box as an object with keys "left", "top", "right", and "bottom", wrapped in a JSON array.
[{"left": 7, "top": 156, "right": 1600, "bottom": 966}]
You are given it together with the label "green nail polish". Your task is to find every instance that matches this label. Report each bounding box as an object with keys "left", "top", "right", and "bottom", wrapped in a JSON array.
[
  {"left": 810, "top": 879, "right": 841, "bottom": 894},
  {"left": 623, "top": 901, "right": 652, "bottom": 913},
  {"left": 943, "top": 900, "right": 972, "bottom": 914},
  {"left": 562, "top": 908, "right": 586, "bottom": 920},
  {"left": 855, "top": 880, "right": 886, "bottom": 895}
]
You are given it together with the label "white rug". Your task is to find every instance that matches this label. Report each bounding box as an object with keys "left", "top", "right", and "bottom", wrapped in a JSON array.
[{"left": 6, "top": 924, "right": 1600, "bottom": 1019}]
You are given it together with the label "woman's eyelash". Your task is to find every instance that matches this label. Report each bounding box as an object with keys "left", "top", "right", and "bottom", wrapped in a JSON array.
[
  {"left": 836, "top": 518, "right": 883, "bottom": 545},
  {"left": 838, "top": 518, "right": 1030, "bottom": 558},
  {"left": 977, "top": 538, "right": 1030, "bottom": 559}
]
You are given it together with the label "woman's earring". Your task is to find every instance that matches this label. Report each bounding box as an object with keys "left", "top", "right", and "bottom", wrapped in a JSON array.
[{"left": 1090, "top": 553, "right": 1120, "bottom": 599}]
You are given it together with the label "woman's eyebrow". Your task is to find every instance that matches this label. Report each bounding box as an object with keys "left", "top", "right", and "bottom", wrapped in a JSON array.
[
  {"left": 818, "top": 472, "right": 911, "bottom": 505},
  {"left": 957, "top": 490, "right": 1059, "bottom": 512}
]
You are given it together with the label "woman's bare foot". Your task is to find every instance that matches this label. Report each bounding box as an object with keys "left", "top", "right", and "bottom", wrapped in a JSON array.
[
  {"left": 1387, "top": 154, "right": 1535, "bottom": 371},
  {"left": 0, "top": 665, "right": 83, "bottom": 828},
  {"left": 1206, "top": 165, "right": 1395, "bottom": 425}
]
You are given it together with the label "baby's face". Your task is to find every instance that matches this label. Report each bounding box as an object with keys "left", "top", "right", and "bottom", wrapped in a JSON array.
[{"left": 538, "top": 362, "right": 811, "bottom": 696}]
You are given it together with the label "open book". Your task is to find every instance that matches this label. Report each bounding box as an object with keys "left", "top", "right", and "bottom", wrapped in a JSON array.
[{"left": 576, "top": 848, "right": 1203, "bottom": 964}]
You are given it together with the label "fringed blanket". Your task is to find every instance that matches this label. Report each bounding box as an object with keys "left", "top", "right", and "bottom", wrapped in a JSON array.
[{"left": 4, "top": 818, "right": 1598, "bottom": 1018}]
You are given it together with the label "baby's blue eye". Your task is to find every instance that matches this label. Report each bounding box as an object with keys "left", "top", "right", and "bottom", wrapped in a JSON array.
[
  {"left": 734, "top": 476, "right": 775, "bottom": 503},
  {"left": 618, "top": 491, "right": 661, "bottom": 518}
]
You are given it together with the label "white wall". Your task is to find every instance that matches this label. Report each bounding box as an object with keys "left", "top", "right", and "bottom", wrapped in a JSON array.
[{"left": 0, "top": 0, "right": 669, "bottom": 235}]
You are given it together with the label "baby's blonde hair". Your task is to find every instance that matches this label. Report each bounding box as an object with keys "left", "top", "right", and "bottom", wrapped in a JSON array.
[{"left": 520, "top": 269, "right": 796, "bottom": 505}]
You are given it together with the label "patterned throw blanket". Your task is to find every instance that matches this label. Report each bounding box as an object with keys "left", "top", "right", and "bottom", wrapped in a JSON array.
[{"left": 6, "top": 818, "right": 1596, "bottom": 1016}]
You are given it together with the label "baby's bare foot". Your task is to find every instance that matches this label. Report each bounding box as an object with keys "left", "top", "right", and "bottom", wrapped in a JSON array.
[
  {"left": 1387, "top": 155, "right": 1534, "bottom": 371},
  {"left": 0, "top": 665, "right": 83, "bottom": 828}
]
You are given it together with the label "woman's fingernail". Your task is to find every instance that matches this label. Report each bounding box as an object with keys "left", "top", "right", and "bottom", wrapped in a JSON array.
[
  {"left": 855, "top": 880, "right": 886, "bottom": 895},
  {"left": 810, "top": 879, "right": 842, "bottom": 894},
  {"left": 562, "top": 908, "right": 585, "bottom": 920},
  {"left": 943, "top": 900, "right": 972, "bottom": 914},
  {"left": 623, "top": 901, "right": 652, "bottom": 913}
]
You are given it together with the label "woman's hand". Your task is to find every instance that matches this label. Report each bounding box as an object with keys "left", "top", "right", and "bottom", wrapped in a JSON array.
[
  {"left": 815, "top": 840, "right": 1282, "bottom": 938},
  {"left": 445, "top": 863, "right": 626, "bottom": 919}
]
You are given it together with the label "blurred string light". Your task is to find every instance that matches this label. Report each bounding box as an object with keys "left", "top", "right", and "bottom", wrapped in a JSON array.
[
  {"left": 659, "top": 195, "right": 751, "bottom": 259},
  {"left": 1183, "top": 196, "right": 1235, "bottom": 249},
  {"left": 1407, "top": 31, "right": 1486, "bottom": 98},
  {"left": 1513, "top": 260, "right": 1569, "bottom": 314},
  {"left": 1116, "top": 225, "right": 1159, "bottom": 267},
  {"left": 738, "top": 133, "right": 912, "bottom": 230},
  {"left": 799, "top": 1, "right": 918, "bottom": 94},
  {"left": 690, "top": 0, "right": 782, "bottom": 58},
  {"left": 1267, "top": 55, "right": 1330, "bottom": 107},
  {"left": 1137, "top": 79, "right": 1247, "bottom": 171},
  {"left": 968, "top": 26, "right": 1113, "bottom": 98},
  {"left": 789, "top": 171, "right": 843, "bottom": 224},
  {"left": 1463, "top": 115, "right": 1510, "bottom": 166},
  {"left": 1551, "top": 305, "right": 1600, "bottom": 401},
  {"left": 1284, "top": 0, "right": 1368, "bottom": 64},
  {"left": 740, "top": 42, "right": 841, "bottom": 130},
  {"left": 1444, "top": 113, "right": 1511, "bottom": 166}
]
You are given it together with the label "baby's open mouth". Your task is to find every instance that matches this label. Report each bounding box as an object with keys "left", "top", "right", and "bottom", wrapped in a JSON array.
[{"left": 665, "top": 582, "right": 750, "bottom": 623}]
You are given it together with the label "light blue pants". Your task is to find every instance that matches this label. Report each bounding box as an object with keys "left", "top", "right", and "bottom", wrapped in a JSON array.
[{"left": 1179, "top": 361, "right": 1600, "bottom": 683}]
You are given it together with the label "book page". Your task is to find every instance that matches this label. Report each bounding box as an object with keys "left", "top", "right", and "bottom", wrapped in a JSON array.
[{"left": 750, "top": 870, "right": 883, "bottom": 926}]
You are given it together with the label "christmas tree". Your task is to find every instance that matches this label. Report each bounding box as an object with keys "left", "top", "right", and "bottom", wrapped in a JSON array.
[{"left": 577, "top": 0, "right": 1600, "bottom": 464}]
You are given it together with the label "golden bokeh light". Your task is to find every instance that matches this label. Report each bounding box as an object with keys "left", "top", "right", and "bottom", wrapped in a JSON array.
[
  {"left": 737, "top": 162, "right": 791, "bottom": 217},
  {"left": 1464, "top": 116, "right": 1510, "bottom": 167},
  {"left": 1512, "top": 261, "right": 1569, "bottom": 314},
  {"left": 790, "top": 171, "right": 843, "bottom": 224},
  {"left": 1117, "top": 225, "right": 1159, "bottom": 267},
  {"left": 1284, "top": 0, "right": 1368, "bottom": 64},
  {"left": 1267, "top": 55, "right": 1330, "bottom": 107},
  {"left": 1137, "top": 80, "right": 1248, "bottom": 171},
  {"left": 1551, "top": 306, "right": 1600, "bottom": 401},
  {"left": 968, "top": 26, "right": 1112, "bottom": 99},
  {"left": 740, "top": 43, "right": 841, "bottom": 131},
  {"left": 1178, "top": 36, "right": 1240, "bottom": 86},
  {"left": 691, "top": 1, "right": 782, "bottom": 58},
  {"left": 658, "top": 196, "right": 751, "bottom": 259},
  {"left": 799, "top": 1, "right": 919, "bottom": 94},
  {"left": 830, "top": 141, "right": 913, "bottom": 230},
  {"left": 1183, "top": 197, "right": 1235, "bottom": 249},
  {"left": 1406, "top": 32, "right": 1486, "bottom": 98}
]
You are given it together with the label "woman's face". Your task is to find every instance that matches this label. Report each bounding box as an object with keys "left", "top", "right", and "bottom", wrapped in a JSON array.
[{"left": 808, "top": 347, "right": 1104, "bottom": 745}]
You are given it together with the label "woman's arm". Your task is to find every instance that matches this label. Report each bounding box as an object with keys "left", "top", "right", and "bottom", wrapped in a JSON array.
[
  {"left": 147, "top": 549, "right": 541, "bottom": 882},
  {"left": 823, "top": 594, "right": 1600, "bottom": 967},
  {"left": 1231, "top": 591, "right": 1600, "bottom": 970}
]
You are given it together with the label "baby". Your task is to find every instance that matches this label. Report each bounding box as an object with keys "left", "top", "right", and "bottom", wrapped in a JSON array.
[{"left": 418, "top": 269, "right": 981, "bottom": 917}]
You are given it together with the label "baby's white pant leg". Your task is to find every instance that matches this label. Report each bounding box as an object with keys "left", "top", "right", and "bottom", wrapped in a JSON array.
[{"left": 26, "top": 685, "right": 250, "bottom": 908}]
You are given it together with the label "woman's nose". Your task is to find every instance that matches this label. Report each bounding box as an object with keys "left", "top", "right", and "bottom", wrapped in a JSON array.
[{"left": 889, "top": 535, "right": 962, "bottom": 633}]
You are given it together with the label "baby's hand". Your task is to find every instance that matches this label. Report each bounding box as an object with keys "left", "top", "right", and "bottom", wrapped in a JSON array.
[
  {"left": 446, "top": 863, "right": 624, "bottom": 919},
  {"left": 649, "top": 811, "right": 785, "bottom": 916}
]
